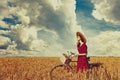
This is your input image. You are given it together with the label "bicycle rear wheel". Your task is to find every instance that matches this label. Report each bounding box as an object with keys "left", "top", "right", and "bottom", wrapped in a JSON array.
[{"left": 50, "top": 64, "right": 73, "bottom": 80}]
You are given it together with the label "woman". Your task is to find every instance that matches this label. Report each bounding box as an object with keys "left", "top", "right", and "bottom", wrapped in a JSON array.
[{"left": 76, "top": 32, "right": 89, "bottom": 72}]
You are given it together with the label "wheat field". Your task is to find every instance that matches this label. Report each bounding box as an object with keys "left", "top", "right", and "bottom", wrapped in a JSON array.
[{"left": 0, "top": 57, "right": 119, "bottom": 80}]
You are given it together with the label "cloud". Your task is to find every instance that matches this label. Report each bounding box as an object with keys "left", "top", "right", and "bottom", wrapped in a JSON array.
[
  {"left": 0, "top": 36, "right": 10, "bottom": 49},
  {"left": 0, "top": 0, "right": 10, "bottom": 28},
  {"left": 0, "top": 0, "right": 82, "bottom": 56},
  {"left": 0, "top": 0, "right": 8, "bottom": 19},
  {"left": 0, "top": 21, "right": 9, "bottom": 28},
  {"left": 91, "top": 0, "right": 120, "bottom": 25},
  {"left": 7, "top": 24, "right": 48, "bottom": 52},
  {"left": 88, "top": 31, "right": 120, "bottom": 56}
]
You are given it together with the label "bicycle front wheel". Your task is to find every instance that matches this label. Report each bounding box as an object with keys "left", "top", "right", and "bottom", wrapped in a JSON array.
[{"left": 50, "top": 64, "right": 73, "bottom": 80}]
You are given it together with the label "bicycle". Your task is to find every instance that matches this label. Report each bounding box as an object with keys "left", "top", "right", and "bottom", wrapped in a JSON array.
[{"left": 50, "top": 51, "right": 90, "bottom": 80}]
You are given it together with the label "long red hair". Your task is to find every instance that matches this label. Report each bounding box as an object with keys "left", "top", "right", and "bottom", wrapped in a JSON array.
[{"left": 76, "top": 32, "right": 87, "bottom": 43}]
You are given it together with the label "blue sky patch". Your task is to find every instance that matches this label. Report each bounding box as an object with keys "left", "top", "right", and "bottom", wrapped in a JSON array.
[
  {"left": 75, "top": 0, "right": 120, "bottom": 37},
  {"left": 2, "top": 15, "right": 21, "bottom": 26}
]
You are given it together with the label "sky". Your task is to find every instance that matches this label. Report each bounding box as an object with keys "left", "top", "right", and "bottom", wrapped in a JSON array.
[{"left": 0, "top": 0, "right": 120, "bottom": 57}]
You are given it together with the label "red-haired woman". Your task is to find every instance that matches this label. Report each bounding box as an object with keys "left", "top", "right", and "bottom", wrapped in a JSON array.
[{"left": 76, "top": 32, "right": 89, "bottom": 72}]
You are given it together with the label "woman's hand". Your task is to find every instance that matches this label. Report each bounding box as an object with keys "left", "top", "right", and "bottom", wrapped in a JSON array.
[{"left": 77, "top": 36, "right": 81, "bottom": 41}]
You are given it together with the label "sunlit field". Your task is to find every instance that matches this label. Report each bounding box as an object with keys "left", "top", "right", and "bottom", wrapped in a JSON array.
[{"left": 0, "top": 57, "right": 119, "bottom": 80}]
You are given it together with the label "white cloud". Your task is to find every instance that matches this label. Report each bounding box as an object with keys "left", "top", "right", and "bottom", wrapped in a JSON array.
[
  {"left": 47, "top": 0, "right": 63, "bottom": 10},
  {"left": 0, "top": 0, "right": 10, "bottom": 28},
  {"left": 88, "top": 31, "right": 120, "bottom": 56},
  {"left": 0, "top": 0, "right": 82, "bottom": 56},
  {"left": 0, "top": 21, "right": 9, "bottom": 28},
  {"left": 0, "top": 36, "right": 10, "bottom": 48},
  {"left": 16, "top": 8, "right": 30, "bottom": 25},
  {"left": 0, "top": 30, "right": 10, "bottom": 35},
  {"left": 9, "top": 24, "right": 46, "bottom": 51},
  {"left": 0, "top": 0, "right": 8, "bottom": 19},
  {"left": 91, "top": 0, "right": 120, "bottom": 25}
]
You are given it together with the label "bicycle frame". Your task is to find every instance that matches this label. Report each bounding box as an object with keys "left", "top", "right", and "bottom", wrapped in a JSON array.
[{"left": 50, "top": 51, "right": 90, "bottom": 80}]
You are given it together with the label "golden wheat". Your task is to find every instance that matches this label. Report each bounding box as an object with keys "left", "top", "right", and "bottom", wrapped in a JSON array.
[{"left": 0, "top": 57, "right": 119, "bottom": 80}]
